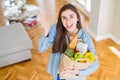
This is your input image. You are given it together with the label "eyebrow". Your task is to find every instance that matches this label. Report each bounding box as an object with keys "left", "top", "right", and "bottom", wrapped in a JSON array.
[{"left": 61, "top": 14, "right": 75, "bottom": 17}]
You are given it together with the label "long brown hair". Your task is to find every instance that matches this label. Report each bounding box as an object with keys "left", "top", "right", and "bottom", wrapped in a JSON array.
[{"left": 52, "top": 3, "right": 82, "bottom": 53}]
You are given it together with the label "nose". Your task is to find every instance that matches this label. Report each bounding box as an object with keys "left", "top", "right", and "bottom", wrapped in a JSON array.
[{"left": 66, "top": 18, "right": 71, "bottom": 24}]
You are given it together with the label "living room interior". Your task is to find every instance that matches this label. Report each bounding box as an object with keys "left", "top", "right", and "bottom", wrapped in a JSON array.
[{"left": 0, "top": 0, "right": 120, "bottom": 80}]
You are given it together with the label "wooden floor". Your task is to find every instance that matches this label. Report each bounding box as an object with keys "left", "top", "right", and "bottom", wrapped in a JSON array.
[{"left": 0, "top": 0, "right": 120, "bottom": 80}]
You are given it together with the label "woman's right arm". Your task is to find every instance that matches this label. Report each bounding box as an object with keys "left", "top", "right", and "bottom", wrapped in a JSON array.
[
  {"left": 37, "top": 13, "right": 56, "bottom": 52},
  {"left": 38, "top": 24, "right": 57, "bottom": 53}
]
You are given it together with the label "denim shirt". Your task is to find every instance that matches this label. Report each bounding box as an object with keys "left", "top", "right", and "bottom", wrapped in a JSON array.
[{"left": 38, "top": 24, "right": 99, "bottom": 80}]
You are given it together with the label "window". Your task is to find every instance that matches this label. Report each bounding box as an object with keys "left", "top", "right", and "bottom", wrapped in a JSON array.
[{"left": 77, "top": 0, "right": 91, "bottom": 12}]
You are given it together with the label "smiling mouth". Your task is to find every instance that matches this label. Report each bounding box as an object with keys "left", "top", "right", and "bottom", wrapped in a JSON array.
[{"left": 66, "top": 24, "right": 73, "bottom": 29}]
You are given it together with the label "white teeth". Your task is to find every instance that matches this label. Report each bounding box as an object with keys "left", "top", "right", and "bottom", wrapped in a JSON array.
[{"left": 67, "top": 25, "right": 72, "bottom": 28}]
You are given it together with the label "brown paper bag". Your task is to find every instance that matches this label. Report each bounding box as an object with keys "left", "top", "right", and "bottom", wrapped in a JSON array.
[{"left": 59, "top": 54, "right": 93, "bottom": 79}]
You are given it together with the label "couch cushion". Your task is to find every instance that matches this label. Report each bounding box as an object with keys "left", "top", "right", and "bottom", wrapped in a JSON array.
[
  {"left": 0, "top": 49, "right": 31, "bottom": 67},
  {"left": 0, "top": 23, "right": 32, "bottom": 57}
]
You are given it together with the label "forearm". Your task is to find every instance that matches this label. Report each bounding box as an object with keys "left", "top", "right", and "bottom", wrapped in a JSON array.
[
  {"left": 38, "top": 24, "right": 56, "bottom": 53},
  {"left": 38, "top": 34, "right": 51, "bottom": 52},
  {"left": 79, "top": 59, "right": 99, "bottom": 76}
]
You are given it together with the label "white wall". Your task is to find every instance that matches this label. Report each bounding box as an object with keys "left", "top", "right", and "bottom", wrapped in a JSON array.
[
  {"left": 112, "top": 0, "right": 120, "bottom": 41},
  {"left": 97, "top": 0, "right": 115, "bottom": 36},
  {"left": 67, "top": 0, "right": 120, "bottom": 45},
  {"left": 89, "top": 0, "right": 100, "bottom": 38},
  {"left": 67, "top": 0, "right": 90, "bottom": 17},
  {"left": 88, "top": 0, "right": 120, "bottom": 45}
]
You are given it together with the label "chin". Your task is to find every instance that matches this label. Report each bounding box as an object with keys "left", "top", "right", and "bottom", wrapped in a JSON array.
[{"left": 67, "top": 29, "right": 72, "bottom": 32}]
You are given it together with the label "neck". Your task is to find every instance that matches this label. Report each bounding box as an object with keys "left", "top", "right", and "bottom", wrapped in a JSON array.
[{"left": 69, "top": 28, "right": 78, "bottom": 37}]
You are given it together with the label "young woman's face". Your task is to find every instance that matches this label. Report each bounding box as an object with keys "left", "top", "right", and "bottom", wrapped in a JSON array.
[{"left": 61, "top": 9, "right": 78, "bottom": 33}]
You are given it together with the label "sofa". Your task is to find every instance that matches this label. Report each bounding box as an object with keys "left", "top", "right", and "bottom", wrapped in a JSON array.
[{"left": 0, "top": 23, "right": 32, "bottom": 67}]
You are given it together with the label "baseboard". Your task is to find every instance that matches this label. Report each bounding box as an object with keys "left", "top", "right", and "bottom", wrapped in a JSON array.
[
  {"left": 110, "top": 34, "right": 120, "bottom": 45},
  {"left": 87, "top": 27, "right": 120, "bottom": 45}
]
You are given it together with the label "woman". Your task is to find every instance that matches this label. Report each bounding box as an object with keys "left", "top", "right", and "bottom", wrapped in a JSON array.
[{"left": 38, "top": 3, "right": 99, "bottom": 80}]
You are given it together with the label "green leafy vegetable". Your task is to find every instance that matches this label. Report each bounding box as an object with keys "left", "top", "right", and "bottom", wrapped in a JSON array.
[{"left": 65, "top": 48, "right": 74, "bottom": 58}]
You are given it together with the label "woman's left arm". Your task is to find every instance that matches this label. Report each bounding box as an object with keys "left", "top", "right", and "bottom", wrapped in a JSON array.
[{"left": 79, "top": 31, "right": 99, "bottom": 76}]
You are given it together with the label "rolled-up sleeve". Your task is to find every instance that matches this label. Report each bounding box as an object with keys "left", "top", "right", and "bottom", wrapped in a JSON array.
[{"left": 38, "top": 24, "right": 56, "bottom": 53}]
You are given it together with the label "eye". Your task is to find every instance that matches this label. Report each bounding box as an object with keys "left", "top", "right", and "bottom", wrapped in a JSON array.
[
  {"left": 70, "top": 15, "right": 74, "bottom": 18},
  {"left": 62, "top": 16, "right": 66, "bottom": 20}
]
